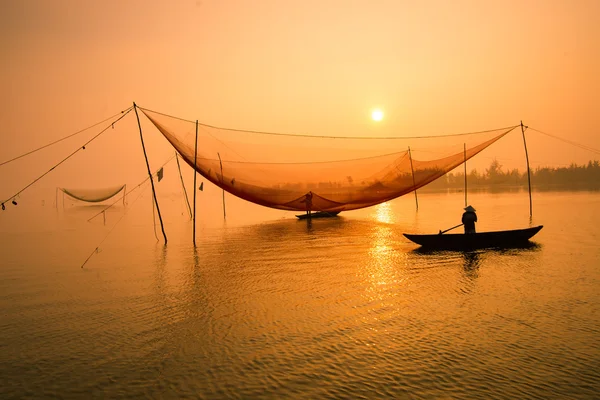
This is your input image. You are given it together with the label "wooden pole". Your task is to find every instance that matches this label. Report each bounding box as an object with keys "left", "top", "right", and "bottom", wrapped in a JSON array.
[
  {"left": 193, "top": 120, "right": 198, "bottom": 245},
  {"left": 464, "top": 143, "right": 467, "bottom": 207},
  {"left": 217, "top": 152, "right": 226, "bottom": 219},
  {"left": 176, "top": 153, "right": 192, "bottom": 219},
  {"left": 521, "top": 121, "right": 533, "bottom": 216},
  {"left": 133, "top": 102, "right": 167, "bottom": 244},
  {"left": 408, "top": 147, "right": 418, "bottom": 210}
]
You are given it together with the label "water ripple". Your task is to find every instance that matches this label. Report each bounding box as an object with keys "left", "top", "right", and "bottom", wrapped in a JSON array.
[{"left": 2, "top": 192, "right": 600, "bottom": 399}]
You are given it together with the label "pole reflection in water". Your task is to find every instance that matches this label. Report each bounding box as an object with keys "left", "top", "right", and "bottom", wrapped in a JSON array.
[{"left": 305, "top": 217, "right": 312, "bottom": 232}]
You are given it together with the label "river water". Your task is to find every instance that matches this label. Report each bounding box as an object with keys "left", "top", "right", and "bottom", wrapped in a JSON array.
[{"left": 1, "top": 190, "right": 599, "bottom": 399}]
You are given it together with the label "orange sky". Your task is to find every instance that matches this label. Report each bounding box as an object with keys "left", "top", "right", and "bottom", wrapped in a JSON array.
[{"left": 1, "top": 0, "right": 599, "bottom": 195}]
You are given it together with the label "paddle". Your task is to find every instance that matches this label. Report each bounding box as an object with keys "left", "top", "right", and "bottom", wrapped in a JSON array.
[{"left": 438, "top": 223, "right": 463, "bottom": 235}]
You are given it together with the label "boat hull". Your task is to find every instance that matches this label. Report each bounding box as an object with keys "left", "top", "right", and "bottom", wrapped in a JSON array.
[
  {"left": 403, "top": 226, "right": 543, "bottom": 250},
  {"left": 296, "top": 211, "right": 341, "bottom": 220}
]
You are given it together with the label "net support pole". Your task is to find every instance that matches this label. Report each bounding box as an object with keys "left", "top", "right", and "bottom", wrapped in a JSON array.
[
  {"left": 217, "top": 152, "right": 226, "bottom": 220},
  {"left": 193, "top": 120, "right": 198, "bottom": 245},
  {"left": 176, "top": 153, "right": 192, "bottom": 219},
  {"left": 408, "top": 147, "right": 418, "bottom": 210},
  {"left": 464, "top": 143, "right": 467, "bottom": 207},
  {"left": 133, "top": 102, "right": 168, "bottom": 244},
  {"left": 521, "top": 121, "right": 533, "bottom": 217}
]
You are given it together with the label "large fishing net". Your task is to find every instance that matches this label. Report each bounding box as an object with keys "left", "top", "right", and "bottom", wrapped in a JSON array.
[{"left": 141, "top": 108, "right": 517, "bottom": 212}]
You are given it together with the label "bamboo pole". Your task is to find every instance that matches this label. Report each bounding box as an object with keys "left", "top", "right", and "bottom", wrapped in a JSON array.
[
  {"left": 408, "top": 147, "right": 418, "bottom": 210},
  {"left": 464, "top": 143, "right": 467, "bottom": 207},
  {"left": 175, "top": 153, "right": 192, "bottom": 219},
  {"left": 133, "top": 102, "right": 167, "bottom": 244},
  {"left": 521, "top": 121, "right": 533, "bottom": 216},
  {"left": 193, "top": 120, "right": 198, "bottom": 245},
  {"left": 217, "top": 152, "right": 226, "bottom": 219}
]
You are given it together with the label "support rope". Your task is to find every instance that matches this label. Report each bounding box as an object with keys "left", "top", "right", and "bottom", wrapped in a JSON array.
[
  {"left": 0, "top": 107, "right": 133, "bottom": 167},
  {"left": 529, "top": 127, "right": 600, "bottom": 155},
  {"left": 1, "top": 108, "right": 133, "bottom": 208},
  {"left": 138, "top": 106, "right": 518, "bottom": 140},
  {"left": 87, "top": 154, "right": 176, "bottom": 222},
  {"left": 80, "top": 180, "right": 150, "bottom": 268}
]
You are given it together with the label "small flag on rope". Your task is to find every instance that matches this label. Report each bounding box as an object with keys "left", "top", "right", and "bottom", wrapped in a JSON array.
[
  {"left": 157, "top": 167, "right": 164, "bottom": 182},
  {"left": 199, "top": 182, "right": 204, "bottom": 191}
]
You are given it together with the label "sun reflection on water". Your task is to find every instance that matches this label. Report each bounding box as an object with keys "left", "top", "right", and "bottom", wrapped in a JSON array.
[
  {"left": 363, "top": 202, "right": 404, "bottom": 302},
  {"left": 373, "top": 201, "right": 394, "bottom": 224}
]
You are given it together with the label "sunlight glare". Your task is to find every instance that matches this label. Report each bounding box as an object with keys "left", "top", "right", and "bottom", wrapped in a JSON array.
[{"left": 371, "top": 109, "right": 384, "bottom": 122}]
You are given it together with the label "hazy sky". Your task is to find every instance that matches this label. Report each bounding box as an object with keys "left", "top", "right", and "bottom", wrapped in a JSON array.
[{"left": 1, "top": 0, "right": 599, "bottom": 194}]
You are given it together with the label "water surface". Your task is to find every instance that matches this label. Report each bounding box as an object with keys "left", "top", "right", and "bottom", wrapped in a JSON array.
[{"left": 1, "top": 190, "right": 599, "bottom": 399}]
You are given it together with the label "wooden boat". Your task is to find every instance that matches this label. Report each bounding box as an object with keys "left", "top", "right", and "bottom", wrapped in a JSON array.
[
  {"left": 403, "top": 225, "right": 543, "bottom": 250},
  {"left": 296, "top": 211, "right": 341, "bottom": 220}
]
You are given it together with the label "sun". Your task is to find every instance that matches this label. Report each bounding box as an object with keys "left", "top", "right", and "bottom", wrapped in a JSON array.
[{"left": 371, "top": 109, "right": 384, "bottom": 122}]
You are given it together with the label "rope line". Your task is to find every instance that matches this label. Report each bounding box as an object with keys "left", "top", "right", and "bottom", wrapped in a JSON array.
[
  {"left": 1, "top": 109, "right": 133, "bottom": 208},
  {"left": 529, "top": 127, "right": 600, "bottom": 156},
  {"left": 87, "top": 154, "right": 177, "bottom": 222},
  {"left": 82, "top": 154, "right": 178, "bottom": 266},
  {"left": 199, "top": 123, "right": 520, "bottom": 140},
  {"left": 138, "top": 106, "right": 197, "bottom": 124},
  {"left": 0, "top": 107, "right": 133, "bottom": 167},
  {"left": 81, "top": 180, "right": 151, "bottom": 268},
  {"left": 139, "top": 106, "right": 518, "bottom": 140}
]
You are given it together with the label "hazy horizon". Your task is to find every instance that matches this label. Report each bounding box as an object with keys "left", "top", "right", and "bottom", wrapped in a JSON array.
[{"left": 1, "top": 0, "right": 599, "bottom": 202}]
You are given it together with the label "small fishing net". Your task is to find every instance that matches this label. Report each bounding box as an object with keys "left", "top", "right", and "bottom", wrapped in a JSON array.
[{"left": 60, "top": 185, "right": 126, "bottom": 203}]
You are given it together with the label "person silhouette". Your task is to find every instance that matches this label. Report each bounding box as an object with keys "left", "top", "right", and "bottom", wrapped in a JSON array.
[
  {"left": 304, "top": 191, "right": 313, "bottom": 216},
  {"left": 462, "top": 205, "right": 477, "bottom": 234}
]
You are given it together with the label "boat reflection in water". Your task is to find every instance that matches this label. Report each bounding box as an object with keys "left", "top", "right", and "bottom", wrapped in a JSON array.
[
  {"left": 462, "top": 251, "right": 481, "bottom": 273},
  {"left": 411, "top": 240, "right": 542, "bottom": 256}
]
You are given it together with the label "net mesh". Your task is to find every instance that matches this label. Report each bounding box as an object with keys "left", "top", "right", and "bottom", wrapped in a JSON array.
[{"left": 141, "top": 108, "right": 517, "bottom": 212}]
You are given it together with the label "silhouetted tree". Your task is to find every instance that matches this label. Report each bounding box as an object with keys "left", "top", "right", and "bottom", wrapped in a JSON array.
[{"left": 424, "top": 159, "right": 600, "bottom": 191}]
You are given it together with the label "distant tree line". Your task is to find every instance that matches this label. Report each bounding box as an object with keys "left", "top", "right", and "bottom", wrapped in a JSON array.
[{"left": 424, "top": 159, "right": 600, "bottom": 191}]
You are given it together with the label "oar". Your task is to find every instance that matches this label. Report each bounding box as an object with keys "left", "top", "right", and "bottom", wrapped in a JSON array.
[{"left": 438, "top": 223, "right": 463, "bottom": 235}]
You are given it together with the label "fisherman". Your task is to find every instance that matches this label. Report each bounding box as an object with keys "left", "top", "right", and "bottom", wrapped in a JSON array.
[
  {"left": 462, "top": 205, "right": 477, "bottom": 234},
  {"left": 303, "top": 191, "right": 313, "bottom": 216}
]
